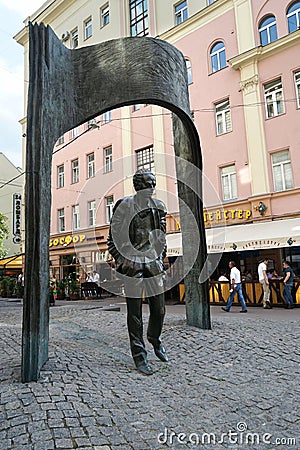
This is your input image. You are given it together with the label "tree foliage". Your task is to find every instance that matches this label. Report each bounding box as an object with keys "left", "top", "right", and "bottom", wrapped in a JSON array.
[{"left": 0, "top": 212, "right": 9, "bottom": 259}]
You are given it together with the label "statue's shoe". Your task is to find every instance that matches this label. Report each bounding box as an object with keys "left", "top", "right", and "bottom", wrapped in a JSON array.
[
  {"left": 136, "top": 361, "right": 154, "bottom": 375},
  {"left": 154, "top": 344, "right": 168, "bottom": 362}
]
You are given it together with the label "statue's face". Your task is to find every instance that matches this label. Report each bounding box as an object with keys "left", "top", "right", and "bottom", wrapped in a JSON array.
[{"left": 135, "top": 173, "right": 156, "bottom": 197}]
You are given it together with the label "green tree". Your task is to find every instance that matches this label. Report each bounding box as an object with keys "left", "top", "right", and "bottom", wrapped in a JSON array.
[{"left": 0, "top": 212, "right": 9, "bottom": 259}]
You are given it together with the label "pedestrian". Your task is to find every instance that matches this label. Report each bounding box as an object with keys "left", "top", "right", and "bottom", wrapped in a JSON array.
[
  {"left": 92, "top": 270, "right": 100, "bottom": 286},
  {"left": 221, "top": 261, "right": 247, "bottom": 313},
  {"left": 258, "top": 258, "right": 272, "bottom": 309},
  {"left": 282, "top": 261, "right": 295, "bottom": 309},
  {"left": 107, "top": 168, "right": 168, "bottom": 375}
]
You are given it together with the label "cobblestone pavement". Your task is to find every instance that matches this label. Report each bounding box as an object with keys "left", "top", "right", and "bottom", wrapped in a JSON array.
[{"left": 0, "top": 298, "right": 299, "bottom": 450}]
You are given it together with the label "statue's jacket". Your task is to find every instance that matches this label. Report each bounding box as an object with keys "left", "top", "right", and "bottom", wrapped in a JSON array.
[{"left": 107, "top": 195, "right": 167, "bottom": 277}]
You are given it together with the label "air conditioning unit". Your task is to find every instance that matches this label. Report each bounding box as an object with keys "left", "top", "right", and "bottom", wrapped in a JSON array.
[{"left": 61, "top": 32, "right": 70, "bottom": 42}]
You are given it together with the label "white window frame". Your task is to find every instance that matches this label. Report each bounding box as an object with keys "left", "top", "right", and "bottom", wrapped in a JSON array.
[
  {"left": 175, "top": 1, "right": 188, "bottom": 25},
  {"left": 71, "top": 127, "right": 79, "bottom": 139},
  {"left": 105, "top": 195, "right": 114, "bottom": 223},
  {"left": 136, "top": 145, "right": 155, "bottom": 171},
  {"left": 87, "top": 153, "right": 95, "bottom": 178},
  {"left": 70, "top": 28, "right": 78, "bottom": 49},
  {"left": 72, "top": 204, "right": 80, "bottom": 230},
  {"left": 215, "top": 99, "right": 232, "bottom": 135},
  {"left": 57, "top": 165, "right": 64, "bottom": 189},
  {"left": 58, "top": 208, "right": 65, "bottom": 233},
  {"left": 294, "top": 71, "right": 300, "bottom": 108},
  {"left": 287, "top": 2, "right": 300, "bottom": 33},
  {"left": 88, "top": 200, "right": 96, "bottom": 227},
  {"left": 221, "top": 165, "right": 237, "bottom": 201},
  {"left": 259, "top": 16, "right": 277, "bottom": 46},
  {"left": 57, "top": 135, "right": 64, "bottom": 145},
  {"left": 84, "top": 17, "right": 93, "bottom": 40},
  {"left": 210, "top": 42, "right": 226, "bottom": 73},
  {"left": 264, "top": 79, "right": 284, "bottom": 119},
  {"left": 72, "top": 159, "right": 79, "bottom": 184},
  {"left": 185, "top": 59, "right": 192, "bottom": 84},
  {"left": 271, "top": 151, "right": 293, "bottom": 192},
  {"left": 103, "top": 110, "right": 112, "bottom": 123},
  {"left": 104, "top": 146, "right": 113, "bottom": 173},
  {"left": 100, "top": 3, "right": 110, "bottom": 27}
]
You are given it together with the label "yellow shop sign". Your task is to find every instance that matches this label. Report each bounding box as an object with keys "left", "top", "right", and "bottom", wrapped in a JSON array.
[
  {"left": 204, "top": 209, "right": 252, "bottom": 223},
  {"left": 49, "top": 234, "right": 86, "bottom": 247}
]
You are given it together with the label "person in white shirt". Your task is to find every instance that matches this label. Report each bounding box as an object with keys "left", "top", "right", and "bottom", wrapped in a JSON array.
[
  {"left": 92, "top": 270, "right": 100, "bottom": 286},
  {"left": 222, "top": 261, "right": 247, "bottom": 313},
  {"left": 258, "top": 258, "right": 271, "bottom": 309}
]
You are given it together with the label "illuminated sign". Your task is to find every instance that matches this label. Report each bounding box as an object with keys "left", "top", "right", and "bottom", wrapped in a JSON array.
[
  {"left": 13, "top": 194, "right": 22, "bottom": 244},
  {"left": 49, "top": 234, "right": 86, "bottom": 247},
  {"left": 204, "top": 209, "right": 252, "bottom": 224}
]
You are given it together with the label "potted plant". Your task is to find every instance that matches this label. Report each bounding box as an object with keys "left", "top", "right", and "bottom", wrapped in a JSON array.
[
  {"left": 56, "top": 278, "right": 66, "bottom": 300},
  {"left": 68, "top": 278, "right": 80, "bottom": 300}
]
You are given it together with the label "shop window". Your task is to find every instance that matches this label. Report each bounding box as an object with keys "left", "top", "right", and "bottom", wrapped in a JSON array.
[
  {"left": 130, "top": 0, "right": 149, "bottom": 36},
  {"left": 264, "top": 78, "right": 284, "bottom": 118},
  {"left": 271, "top": 150, "right": 293, "bottom": 192},
  {"left": 259, "top": 15, "right": 278, "bottom": 46},
  {"left": 221, "top": 165, "right": 237, "bottom": 201},
  {"left": 287, "top": 1, "right": 300, "bottom": 33}
]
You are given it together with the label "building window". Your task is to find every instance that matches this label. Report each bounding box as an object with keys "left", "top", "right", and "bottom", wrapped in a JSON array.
[
  {"left": 72, "top": 159, "right": 79, "bottom": 183},
  {"left": 272, "top": 151, "right": 293, "bottom": 192},
  {"left": 58, "top": 208, "right": 65, "bottom": 232},
  {"left": 104, "top": 146, "right": 113, "bottom": 173},
  {"left": 84, "top": 17, "right": 93, "bottom": 40},
  {"left": 208, "top": 0, "right": 218, "bottom": 4},
  {"left": 287, "top": 1, "right": 300, "bottom": 33},
  {"left": 106, "top": 195, "right": 114, "bottom": 223},
  {"left": 133, "top": 104, "right": 142, "bottom": 111},
  {"left": 130, "top": 0, "right": 148, "bottom": 36},
  {"left": 71, "top": 28, "right": 78, "bottom": 49},
  {"left": 210, "top": 41, "right": 226, "bottom": 73},
  {"left": 221, "top": 165, "right": 237, "bottom": 201},
  {"left": 264, "top": 79, "right": 284, "bottom": 119},
  {"left": 71, "top": 127, "right": 79, "bottom": 139},
  {"left": 215, "top": 99, "right": 232, "bottom": 135},
  {"left": 103, "top": 110, "right": 112, "bottom": 123},
  {"left": 175, "top": 1, "right": 188, "bottom": 25},
  {"left": 87, "top": 153, "right": 95, "bottom": 178},
  {"left": 57, "top": 165, "right": 64, "bottom": 189},
  {"left": 72, "top": 205, "right": 80, "bottom": 230},
  {"left": 57, "top": 135, "right": 64, "bottom": 145},
  {"left": 136, "top": 145, "right": 154, "bottom": 171},
  {"left": 92, "top": 251, "right": 106, "bottom": 262},
  {"left": 88, "top": 200, "right": 96, "bottom": 227},
  {"left": 259, "top": 15, "right": 278, "bottom": 46},
  {"left": 294, "top": 71, "right": 300, "bottom": 108},
  {"left": 185, "top": 59, "right": 192, "bottom": 84},
  {"left": 100, "top": 3, "right": 110, "bottom": 27}
]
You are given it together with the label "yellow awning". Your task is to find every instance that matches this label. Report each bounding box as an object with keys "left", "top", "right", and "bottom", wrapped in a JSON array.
[{"left": 0, "top": 254, "right": 23, "bottom": 269}]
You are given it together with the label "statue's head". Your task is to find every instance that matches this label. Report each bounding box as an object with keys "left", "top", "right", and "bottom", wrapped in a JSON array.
[{"left": 133, "top": 169, "right": 156, "bottom": 195}]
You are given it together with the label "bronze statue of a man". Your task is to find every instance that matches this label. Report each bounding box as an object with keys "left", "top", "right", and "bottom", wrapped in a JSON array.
[{"left": 107, "top": 168, "right": 168, "bottom": 375}]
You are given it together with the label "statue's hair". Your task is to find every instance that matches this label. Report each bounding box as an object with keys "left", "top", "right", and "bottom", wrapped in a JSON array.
[{"left": 133, "top": 168, "right": 155, "bottom": 190}]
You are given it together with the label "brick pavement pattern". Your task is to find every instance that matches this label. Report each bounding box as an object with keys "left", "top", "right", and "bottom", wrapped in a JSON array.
[{"left": 0, "top": 299, "right": 299, "bottom": 449}]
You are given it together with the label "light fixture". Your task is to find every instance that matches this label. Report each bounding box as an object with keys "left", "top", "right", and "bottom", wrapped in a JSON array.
[
  {"left": 287, "top": 238, "right": 295, "bottom": 246},
  {"left": 88, "top": 119, "right": 100, "bottom": 129},
  {"left": 255, "top": 201, "right": 267, "bottom": 216},
  {"left": 232, "top": 243, "right": 237, "bottom": 251}
]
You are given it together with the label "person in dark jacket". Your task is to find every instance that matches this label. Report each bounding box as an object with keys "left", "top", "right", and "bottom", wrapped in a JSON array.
[{"left": 107, "top": 168, "right": 168, "bottom": 375}]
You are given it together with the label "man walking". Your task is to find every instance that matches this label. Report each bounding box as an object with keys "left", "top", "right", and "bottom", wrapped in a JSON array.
[
  {"left": 282, "top": 260, "right": 295, "bottom": 309},
  {"left": 258, "top": 258, "right": 272, "bottom": 309},
  {"left": 107, "top": 168, "right": 168, "bottom": 375},
  {"left": 221, "top": 261, "right": 247, "bottom": 313}
]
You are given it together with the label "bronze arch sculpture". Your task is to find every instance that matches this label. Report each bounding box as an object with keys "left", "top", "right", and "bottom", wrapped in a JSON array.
[{"left": 22, "top": 23, "right": 211, "bottom": 382}]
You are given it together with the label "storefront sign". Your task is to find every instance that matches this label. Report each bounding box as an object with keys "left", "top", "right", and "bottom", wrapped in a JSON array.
[
  {"left": 49, "top": 234, "right": 86, "bottom": 247},
  {"left": 204, "top": 209, "right": 252, "bottom": 224},
  {"left": 242, "top": 240, "right": 282, "bottom": 250},
  {"left": 12, "top": 193, "right": 22, "bottom": 244}
]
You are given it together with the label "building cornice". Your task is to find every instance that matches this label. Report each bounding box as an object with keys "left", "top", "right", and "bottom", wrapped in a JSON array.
[{"left": 229, "top": 29, "right": 300, "bottom": 70}]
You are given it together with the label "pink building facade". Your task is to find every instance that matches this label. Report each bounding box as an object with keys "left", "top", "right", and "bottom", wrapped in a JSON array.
[{"left": 16, "top": 0, "right": 300, "bottom": 289}]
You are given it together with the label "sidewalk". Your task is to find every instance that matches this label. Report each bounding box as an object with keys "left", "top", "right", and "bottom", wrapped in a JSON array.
[{"left": 0, "top": 298, "right": 299, "bottom": 449}]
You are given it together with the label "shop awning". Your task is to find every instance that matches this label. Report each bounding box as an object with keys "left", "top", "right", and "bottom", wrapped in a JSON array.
[
  {"left": 0, "top": 254, "right": 23, "bottom": 269},
  {"left": 166, "top": 217, "right": 300, "bottom": 256}
]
